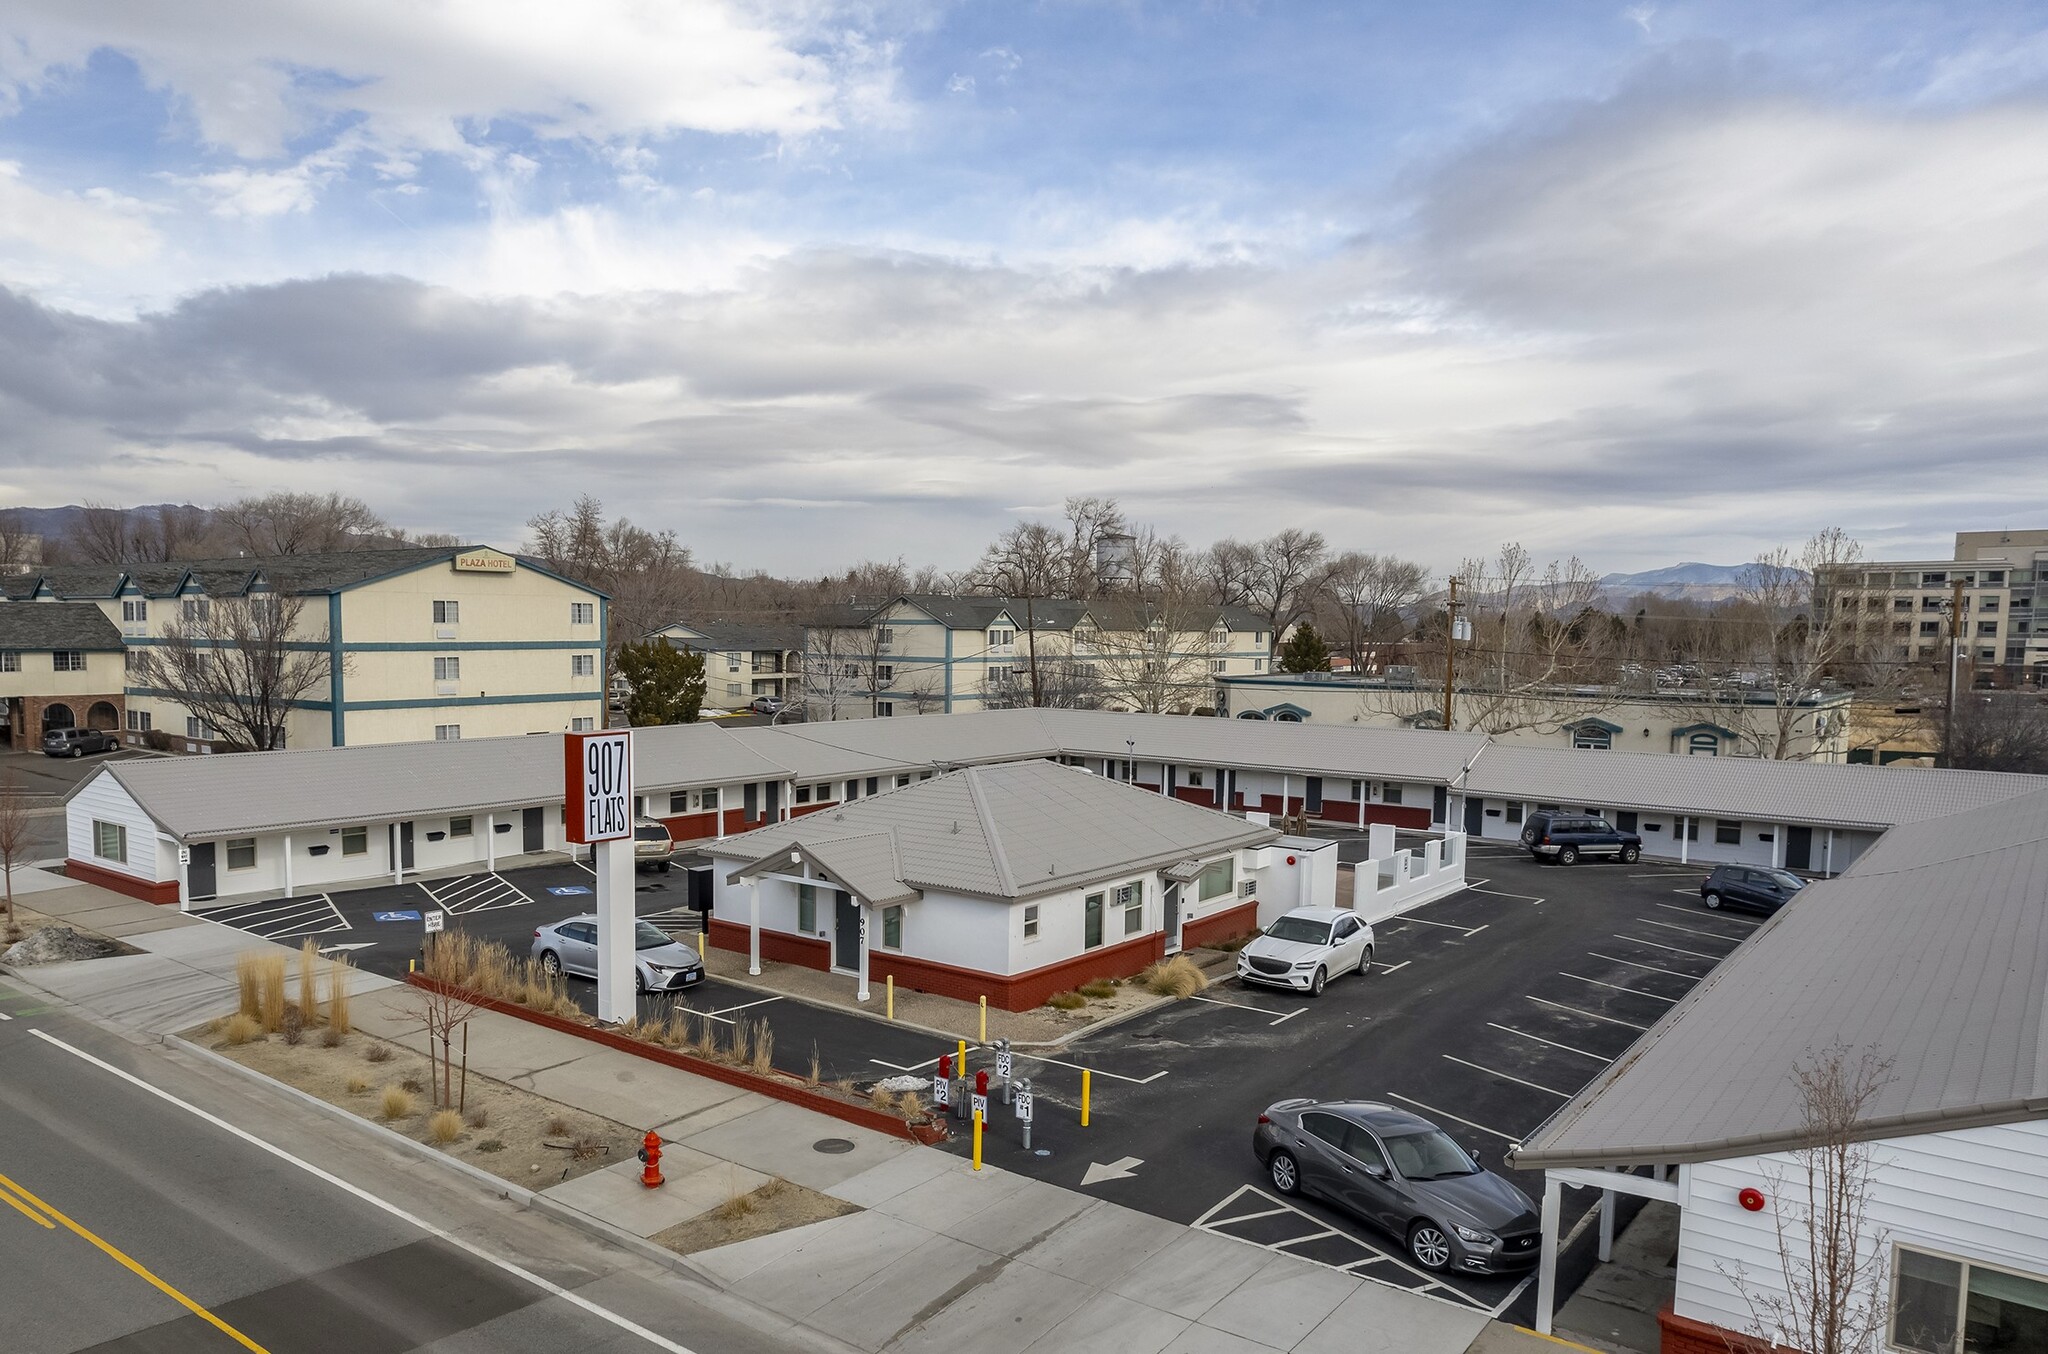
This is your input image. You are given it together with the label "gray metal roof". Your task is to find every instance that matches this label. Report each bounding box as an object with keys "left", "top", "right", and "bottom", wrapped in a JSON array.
[
  {"left": 12, "top": 546, "right": 605, "bottom": 603},
  {"left": 0, "top": 602, "right": 123, "bottom": 650},
  {"left": 84, "top": 734, "right": 566, "bottom": 841},
  {"left": 1463, "top": 744, "right": 2048, "bottom": 832},
  {"left": 657, "top": 620, "right": 805, "bottom": 653},
  {"left": 1041, "top": 710, "right": 1490, "bottom": 784},
  {"left": 710, "top": 759, "right": 1278, "bottom": 901},
  {"left": 734, "top": 831, "right": 917, "bottom": 906},
  {"left": 630, "top": 722, "right": 797, "bottom": 788},
  {"left": 1513, "top": 784, "right": 2048, "bottom": 1169}
]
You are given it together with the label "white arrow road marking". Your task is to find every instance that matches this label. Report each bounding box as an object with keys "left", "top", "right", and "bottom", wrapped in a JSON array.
[
  {"left": 318, "top": 942, "right": 379, "bottom": 954},
  {"left": 1080, "top": 1156, "right": 1144, "bottom": 1187}
]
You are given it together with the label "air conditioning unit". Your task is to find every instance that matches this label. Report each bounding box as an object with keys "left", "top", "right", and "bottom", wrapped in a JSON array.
[
  {"left": 435, "top": 681, "right": 459, "bottom": 695},
  {"left": 435, "top": 626, "right": 457, "bottom": 639},
  {"left": 1238, "top": 880, "right": 1257, "bottom": 899}
]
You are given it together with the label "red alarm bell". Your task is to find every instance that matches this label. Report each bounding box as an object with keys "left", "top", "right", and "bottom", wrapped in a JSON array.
[{"left": 1738, "top": 1187, "right": 1766, "bottom": 1212}]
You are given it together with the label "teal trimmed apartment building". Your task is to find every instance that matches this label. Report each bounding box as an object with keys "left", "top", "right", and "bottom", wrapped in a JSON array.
[{"left": 2, "top": 545, "right": 607, "bottom": 750}]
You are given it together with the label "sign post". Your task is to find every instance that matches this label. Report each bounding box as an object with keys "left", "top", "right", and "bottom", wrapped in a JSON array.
[
  {"left": 1015, "top": 1077, "right": 1034, "bottom": 1152},
  {"left": 565, "top": 729, "right": 635, "bottom": 1024},
  {"left": 995, "top": 1039, "right": 1013, "bottom": 1104}
]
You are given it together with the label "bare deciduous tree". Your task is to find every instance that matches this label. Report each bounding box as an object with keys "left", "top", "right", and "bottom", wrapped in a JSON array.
[
  {"left": 69, "top": 501, "right": 137, "bottom": 563},
  {"left": 131, "top": 593, "right": 338, "bottom": 750},
  {"left": 1943, "top": 691, "right": 2048, "bottom": 773},
  {"left": 1321, "top": 551, "right": 1426, "bottom": 673},
  {"left": 1220, "top": 530, "right": 1330, "bottom": 655},
  {"left": 405, "top": 937, "right": 488, "bottom": 1109},
  {"left": 1723, "top": 1043, "right": 1897, "bottom": 1354},
  {"left": 526, "top": 495, "right": 695, "bottom": 646},
  {"left": 0, "top": 771, "right": 33, "bottom": 926},
  {"left": 0, "top": 509, "right": 43, "bottom": 573},
  {"left": 216, "top": 492, "right": 388, "bottom": 556}
]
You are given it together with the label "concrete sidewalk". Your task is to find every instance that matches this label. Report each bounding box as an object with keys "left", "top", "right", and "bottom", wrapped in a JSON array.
[{"left": 10, "top": 870, "right": 1526, "bottom": 1354}]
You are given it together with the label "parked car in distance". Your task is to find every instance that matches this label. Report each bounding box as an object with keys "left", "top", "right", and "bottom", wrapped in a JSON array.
[
  {"left": 1701, "top": 863, "right": 1806, "bottom": 915},
  {"left": 1519, "top": 810, "right": 1642, "bottom": 865},
  {"left": 1254, "top": 1099, "right": 1540, "bottom": 1273},
  {"left": 531, "top": 915, "right": 705, "bottom": 992},
  {"left": 1236, "top": 907, "right": 1374, "bottom": 997},
  {"left": 633, "top": 819, "right": 676, "bottom": 872},
  {"left": 748, "top": 695, "right": 783, "bottom": 715},
  {"left": 42, "top": 726, "right": 118, "bottom": 758}
]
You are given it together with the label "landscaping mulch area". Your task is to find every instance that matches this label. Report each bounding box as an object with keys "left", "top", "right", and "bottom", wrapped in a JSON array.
[
  {"left": 651, "top": 1178, "right": 861, "bottom": 1255},
  {"left": 194, "top": 1022, "right": 636, "bottom": 1189},
  {"left": 0, "top": 911, "right": 142, "bottom": 966}
]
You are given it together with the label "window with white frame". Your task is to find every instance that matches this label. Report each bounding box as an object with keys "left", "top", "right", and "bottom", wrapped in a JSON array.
[
  {"left": 798, "top": 884, "right": 818, "bottom": 934},
  {"left": 182, "top": 598, "right": 210, "bottom": 622},
  {"left": 435, "top": 724, "right": 462, "bottom": 740},
  {"left": 571, "top": 602, "right": 595, "bottom": 625},
  {"left": 122, "top": 600, "right": 147, "bottom": 624},
  {"left": 987, "top": 626, "right": 1015, "bottom": 653},
  {"left": 226, "top": 838, "right": 257, "bottom": 870},
  {"left": 876, "top": 664, "right": 894, "bottom": 684},
  {"left": 875, "top": 625, "right": 894, "bottom": 646},
  {"left": 433, "top": 600, "right": 459, "bottom": 624},
  {"left": 727, "top": 653, "right": 741, "bottom": 672},
  {"left": 53, "top": 650, "right": 85, "bottom": 671},
  {"left": 988, "top": 665, "right": 1013, "bottom": 685},
  {"left": 570, "top": 717, "right": 594, "bottom": 731},
  {"left": 185, "top": 716, "right": 212, "bottom": 740},
  {"left": 92, "top": 820, "right": 127, "bottom": 863},
  {"left": 450, "top": 816, "right": 473, "bottom": 837},
  {"left": 571, "top": 654, "right": 595, "bottom": 677},
  {"left": 126, "top": 710, "right": 151, "bottom": 731},
  {"left": 434, "top": 656, "right": 460, "bottom": 682},
  {"left": 341, "top": 826, "right": 367, "bottom": 856},
  {"left": 1253, "top": 658, "right": 1266, "bottom": 672},
  {"left": 0, "top": 651, "right": 16, "bottom": 672},
  {"left": 882, "top": 905, "right": 902, "bottom": 949},
  {"left": 1198, "top": 858, "right": 1234, "bottom": 901},
  {"left": 1210, "top": 658, "right": 1228, "bottom": 673},
  {"left": 795, "top": 783, "right": 812, "bottom": 803},
  {"left": 1892, "top": 1245, "right": 2048, "bottom": 1353},
  {"left": 1022, "top": 904, "right": 1040, "bottom": 939},
  {"left": 1117, "top": 881, "right": 1144, "bottom": 934},
  {"left": 1083, "top": 893, "right": 1104, "bottom": 949},
  {"left": 726, "top": 682, "right": 744, "bottom": 698}
]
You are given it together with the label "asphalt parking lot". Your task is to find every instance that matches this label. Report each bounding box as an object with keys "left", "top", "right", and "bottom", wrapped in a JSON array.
[{"left": 191, "top": 837, "right": 1755, "bottom": 1323}]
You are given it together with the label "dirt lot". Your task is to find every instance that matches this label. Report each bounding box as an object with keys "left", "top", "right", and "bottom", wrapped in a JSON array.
[
  {"left": 193, "top": 1021, "right": 637, "bottom": 1189},
  {"left": 651, "top": 1177, "right": 860, "bottom": 1255}
]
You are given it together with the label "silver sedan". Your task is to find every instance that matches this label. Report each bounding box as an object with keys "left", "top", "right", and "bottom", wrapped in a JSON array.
[{"left": 531, "top": 915, "right": 705, "bottom": 993}]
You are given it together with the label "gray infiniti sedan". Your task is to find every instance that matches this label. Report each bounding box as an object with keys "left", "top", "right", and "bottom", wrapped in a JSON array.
[{"left": 1253, "top": 1098, "right": 1540, "bottom": 1273}]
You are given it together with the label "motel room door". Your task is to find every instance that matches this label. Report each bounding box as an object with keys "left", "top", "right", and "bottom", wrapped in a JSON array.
[
  {"left": 833, "top": 892, "right": 861, "bottom": 971},
  {"left": 188, "top": 842, "right": 217, "bottom": 901},
  {"left": 1163, "top": 882, "right": 1184, "bottom": 955}
]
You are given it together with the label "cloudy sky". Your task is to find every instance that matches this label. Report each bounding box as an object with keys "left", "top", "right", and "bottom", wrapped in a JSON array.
[{"left": 2, "top": 1, "right": 2045, "bottom": 576}]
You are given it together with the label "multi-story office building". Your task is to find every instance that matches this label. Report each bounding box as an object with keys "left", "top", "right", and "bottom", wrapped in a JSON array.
[
  {"left": 1, "top": 545, "right": 607, "bottom": 750},
  {"left": 803, "top": 595, "right": 1274, "bottom": 718},
  {"left": 1823, "top": 529, "right": 2047, "bottom": 686},
  {"left": 650, "top": 620, "right": 805, "bottom": 710}
]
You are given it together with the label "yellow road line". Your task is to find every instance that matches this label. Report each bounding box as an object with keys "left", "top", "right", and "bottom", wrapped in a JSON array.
[
  {"left": 0, "top": 1180, "right": 54, "bottom": 1228},
  {"left": 0, "top": 1169, "right": 270, "bottom": 1353}
]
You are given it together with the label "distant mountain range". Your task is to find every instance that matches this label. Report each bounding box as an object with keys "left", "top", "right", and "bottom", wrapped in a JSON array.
[{"left": 1599, "top": 561, "right": 1797, "bottom": 601}]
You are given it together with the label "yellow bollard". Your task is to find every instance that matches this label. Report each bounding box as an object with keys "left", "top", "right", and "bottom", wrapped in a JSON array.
[
  {"left": 972, "top": 1110, "right": 983, "bottom": 1170},
  {"left": 886, "top": 974, "right": 894, "bottom": 1020},
  {"left": 1081, "top": 1068, "right": 1091, "bottom": 1127},
  {"left": 697, "top": 932, "right": 705, "bottom": 959},
  {"left": 979, "top": 995, "right": 987, "bottom": 1043},
  {"left": 957, "top": 1038, "right": 967, "bottom": 1073}
]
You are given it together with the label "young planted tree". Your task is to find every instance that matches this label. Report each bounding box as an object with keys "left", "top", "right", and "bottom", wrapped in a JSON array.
[
  {"left": 130, "top": 593, "right": 337, "bottom": 750},
  {"left": 1724, "top": 1042, "right": 1897, "bottom": 1354},
  {"left": 616, "top": 640, "right": 707, "bottom": 726},
  {"left": 0, "top": 771, "right": 32, "bottom": 928},
  {"left": 1277, "top": 623, "right": 1333, "bottom": 673}
]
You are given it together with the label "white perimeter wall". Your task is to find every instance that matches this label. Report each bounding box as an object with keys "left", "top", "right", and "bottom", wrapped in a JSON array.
[
  {"left": 67, "top": 771, "right": 163, "bottom": 884},
  {"left": 1676, "top": 1117, "right": 2048, "bottom": 1348}
]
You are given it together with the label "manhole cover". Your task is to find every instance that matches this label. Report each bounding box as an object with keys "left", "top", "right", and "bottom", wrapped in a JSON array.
[{"left": 813, "top": 1138, "right": 856, "bottom": 1155}]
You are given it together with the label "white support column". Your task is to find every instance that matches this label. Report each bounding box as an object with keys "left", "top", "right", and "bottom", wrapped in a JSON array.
[
  {"left": 172, "top": 837, "right": 191, "bottom": 912},
  {"left": 1535, "top": 1175, "right": 1563, "bottom": 1335},
  {"left": 282, "top": 833, "right": 294, "bottom": 899},
  {"left": 1358, "top": 789, "right": 1366, "bottom": 830},
  {"left": 749, "top": 880, "right": 762, "bottom": 976},
  {"left": 594, "top": 835, "right": 635, "bottom": 1023},
  {"left": 485, "top": 813, "right": 495, "bottom": 871},
  {"left": 1281, "top": 773, "right": 1290, "bottom": 820},
  {"left": 856, "top": 902, "right": 871, "bottom": 1002},
  {"left": 1773, "top": 825, "right": 1786, "bottom": 869},
  {"left": 1679, "top": 816, "right": 1690, "bottom": 865},
  {"left": 391, "top": 824, "right": 403, "bottom": 884},
  {"left": 785, "top": 779, "right": 795, "bottom": 822},
  {"left": 1825, "top": 828, "right": 1835, "bottom": 878},
  {"left": 1597, "top": 1187, "right": 1617, "bottom": 1262}
]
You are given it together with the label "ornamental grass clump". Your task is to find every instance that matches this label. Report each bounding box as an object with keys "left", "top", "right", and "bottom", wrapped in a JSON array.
[{"left": 1140, "top": 954, "right": 1208, "bottom": 999}]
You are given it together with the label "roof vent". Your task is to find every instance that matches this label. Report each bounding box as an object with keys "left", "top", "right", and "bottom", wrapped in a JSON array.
[
  {"left": 834, "top": 812, "right": 845, "bottom": 821},
  {"left": 950, "top": 820, "right": 960, "bottom": 834}
]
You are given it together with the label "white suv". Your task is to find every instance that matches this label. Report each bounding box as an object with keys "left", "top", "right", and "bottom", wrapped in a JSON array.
[{"left": 1236, "top": 907, "right": 1375, "bottom": 997}]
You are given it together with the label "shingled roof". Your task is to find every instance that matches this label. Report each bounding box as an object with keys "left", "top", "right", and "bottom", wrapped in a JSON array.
[{"left": 0, "top": 602, "right": 123, "bottom": 650}]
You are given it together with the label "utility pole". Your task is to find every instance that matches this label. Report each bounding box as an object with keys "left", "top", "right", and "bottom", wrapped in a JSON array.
[
  {"left": 1943, "top": 576, "right": 1964, "bottom": 766},
  {"left": 1442, "top": 576, "right": 1462, "bottom": 733}
]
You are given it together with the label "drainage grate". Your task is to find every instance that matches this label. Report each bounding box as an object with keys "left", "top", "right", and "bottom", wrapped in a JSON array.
[{"left": 813, "top": 1138, "right": 856, "bottom": 1155}]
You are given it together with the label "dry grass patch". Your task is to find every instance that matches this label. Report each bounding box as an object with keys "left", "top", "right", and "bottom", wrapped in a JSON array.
[
  {"left": 380, "top": 1086, "right": 414, "bottom": 1120},
  {"left": 1140, "top": 954, "right": 1208, "bottom": 998},
  {"left": 1078, "top": 978, "right": 1118, "bottom": 999},
  {"left": 326, "top": 955, "right": 353, "bottom": 1034},
  {"left": 345, "top": 1076, "right": 369, "bottom": 1094},
  {"left": 652, "top": 1177, "right": 860, "bottom": 1256},
  {"left": 1045, "top": 990, "right": 1087, "bottom": 1011},
  {"left": 428, "top": 1110, "right": 463, "bottom": 1145},
  {"left": 222, "top": 1013, "right": 262, "bottom": 1046}
]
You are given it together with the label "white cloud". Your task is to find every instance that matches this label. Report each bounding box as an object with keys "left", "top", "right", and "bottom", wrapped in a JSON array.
[
  {"left": 0, "top": 162, "right": 160, "bottom": 265},
  {"left": 946, "top": 73, "right": 975, "bottom": 95},
  {"left": 0, "top": 0, "right": 889, "bottom": 160}
]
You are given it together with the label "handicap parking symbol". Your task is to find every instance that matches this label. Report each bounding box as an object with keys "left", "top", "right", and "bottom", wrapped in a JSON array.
[
  {"left": 371, "top": 910, "right": 422, "bottom": 922},
  {"left": 547, "top": 885, "right": 592, "bottom": 896}
]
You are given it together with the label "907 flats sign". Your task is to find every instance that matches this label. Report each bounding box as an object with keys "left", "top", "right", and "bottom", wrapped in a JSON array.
[{"left": 565, "top": 729, "right": 633, "bottom": 843}]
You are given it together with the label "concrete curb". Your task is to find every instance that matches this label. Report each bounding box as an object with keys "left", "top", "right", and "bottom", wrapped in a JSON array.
[{"left": 162, "top": 1033, "right": 730, "bottom": 1292}]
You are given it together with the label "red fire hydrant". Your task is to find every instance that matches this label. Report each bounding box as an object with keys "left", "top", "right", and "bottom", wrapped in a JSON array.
[{"left": 638, "top": 1130, "right": 665, "bottom": 1189}]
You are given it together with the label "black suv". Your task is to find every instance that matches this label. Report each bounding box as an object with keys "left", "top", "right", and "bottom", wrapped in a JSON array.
[
  {"left": 1700, "top": 864, "right": 1805, "bottom": 915},
  {"left": 1519, "top": 811, "right": 1642, "bottom": 865}
]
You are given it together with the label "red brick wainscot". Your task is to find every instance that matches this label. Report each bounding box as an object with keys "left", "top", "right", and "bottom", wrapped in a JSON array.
[
  {"left": 403, "top": 973, "right": 946, "bottom": 1144},
  {"left": 706, "top": 920, "right": 1184, "bottom": 1011},
  {"left": 64, "top": 856, "right": 181, "bottom": 906},
  {"left": 1656, "top": 1306, "right": 1791, "bottom": 1354},
  {"left": 1182, "top": 899, "right": 1258, "bottom": 950}
]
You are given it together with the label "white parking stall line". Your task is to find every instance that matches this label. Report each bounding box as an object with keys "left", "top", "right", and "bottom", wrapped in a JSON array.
[
  {"left": 1613, "top": 933, "right": 1724, "bottom": 961},
  {"left": 1673, "top": 888, "right": 1704, "bottom": 897},
  {"left": 1268, "top": 1009, "right": 1306, "bottom": 1027},
  {"left": 202, "top": 894, "right": 350, "bottom": 940},
  {"left": 1012, "top": 1049, "right": 1169, "bottom": 1085},
  {"left": 1385, "top": 916, "right": 1489, "bottom": 936},
  {"left": 1486, "top": 1022, "right": 1613, "bottom": 1063},
  {"left": 1193, "top": 993, "right": 1288, "bottom": 1016},
  {"left": 1371, "top": 960, "right": 1411, "bottom": 974},
  {"left": 1587, "top": 951, "right": 1703, "bottom": 980},
  {"left": 1527, "top": 995, "right": 1650, "bottom": 1031},
  {"left": 1462, "top": 880, "right": 1548, "bottom": 903},
  {"left": 1655, "top": 902, "right": 1756, "bottom": 927},
  {"left": 1560, "top": 972, "right": 1679, "bottom": 1003},
  {"left": 1637, "top": 917, "right": 1742, "bottom": 943},
  {"left": 1441, "top": 1054, "right": 1573, "bottom": 1099},
  {"left": 869, "top": 1055, "right": 943, "bottom": 1073},
  {"left": 1384, "top": 1093, "right": 1523, "bottom": 1143},
  {"left": 704, "top": 996, "right": 782, "bottom": 1018},
  {"left": 1192, "top": 1184, "right": 1484, "bottom": 1309},
  {"left": 1193, "top": 1202, "right": 1296, "bottom": 1228},
  {"left": 1271, "top": 1228, "right": 1342, "bottom": 1249}
]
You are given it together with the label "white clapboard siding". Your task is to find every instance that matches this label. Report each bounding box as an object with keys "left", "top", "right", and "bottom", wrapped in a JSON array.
[
  {"left": 65, "top": 770, "right": 160, "bottom": 883},
  {"left": 1677, "top": 1116, "right": 2048, "bottom": 1345}
]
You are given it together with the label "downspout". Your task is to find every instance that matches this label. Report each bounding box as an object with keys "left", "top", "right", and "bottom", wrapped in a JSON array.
[{"left": 328, "top": 593, "right": 346, "bottom": 747}]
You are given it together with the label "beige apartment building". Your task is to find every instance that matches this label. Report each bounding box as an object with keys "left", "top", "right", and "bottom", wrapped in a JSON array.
[
  {"left": 0, "top": 603, "right": 128, "bottom": 749},
  {"left": 1823, "top": 529, "right": 2047, "bottom": 686},
  {"left": 2, "top": 545, "right": 607, "bottom": 751},
  {"left": 804, "top": 595, "right": 1274, "bottom": 718},
  {"left": 650, "top": 620, "right": 804, "bottom": 711}
]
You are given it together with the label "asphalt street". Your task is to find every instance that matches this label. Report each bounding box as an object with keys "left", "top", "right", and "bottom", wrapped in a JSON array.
[{"left": 0, "top": 983, "right": 851, "bottom": 1354}]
